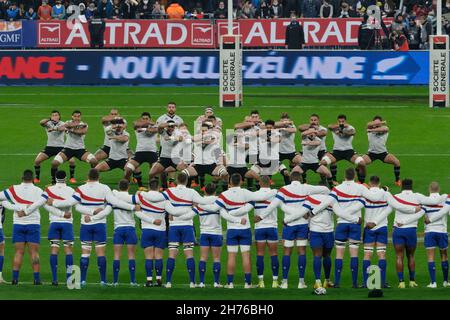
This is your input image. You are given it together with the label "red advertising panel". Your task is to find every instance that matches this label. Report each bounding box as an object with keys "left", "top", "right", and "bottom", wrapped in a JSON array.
[{"left": 36, "top": 18, "right": 391, "bottom": 48}]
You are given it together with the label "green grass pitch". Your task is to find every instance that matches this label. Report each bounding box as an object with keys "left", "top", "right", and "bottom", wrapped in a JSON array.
[{"left": 0, "top": 85, "right": 449, "bottom": 300}]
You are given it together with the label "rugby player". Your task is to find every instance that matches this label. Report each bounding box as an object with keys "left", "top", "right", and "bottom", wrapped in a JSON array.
[
  {"left": 94, "top": 109, "right": 126, "bottom": 162},
  {"left": 276, "top": 113, "right": 301, "bottom": 185}
]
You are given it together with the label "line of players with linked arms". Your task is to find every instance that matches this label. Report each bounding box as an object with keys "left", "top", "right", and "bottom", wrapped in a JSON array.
[
  {"left": 0, "top": 104, "right": 448, "bottom": 290},
  {"left": 0, "top": 166, "right": 449, "bottom": 290}
]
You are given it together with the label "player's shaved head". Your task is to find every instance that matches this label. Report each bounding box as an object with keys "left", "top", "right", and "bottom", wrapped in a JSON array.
[
  {"left": 369, "top": 175, "right": 380, "bottom": 186},
  {"left": 22, "top": 169, "right": 34, "bottom": 182},
  {"left": 141, "top": 112, "right": 151, "bottom": 118},
  {"left": 290, "top": 171, "right": 302, "bottom": 182},
  {"left": 259, "top": 175, "right": 271, "bottom": 188},
  {"left": 110, "top": 108, "right": 119, "bottom": 115},
  {"left": 72, "top": 110, "right": 81, "bottom": 116},
  {"left": 118, "top": 179, "right": 129, "bottom": 191},
  {"left": 373, "top": 115, "right": 383, "bottom": 121},
  {"left": 230, "top": 173, "right": 242, "bottom": 186},
  {"left": 280, "top": 112, "right": 289, "bottom": 119},
  {"left": 88, "top": 168, "right": 100, "bottom": 181},
  {"left": 204, "top": 183, "right": 217, "bottom": 196},
  {"left": 149, "top": 179, "right": 159, "bottom": 191},
  {"left": 401, "top": 178, "right": 413, "bottom": 190},
  {"left": 55, "top": 170, "right": 66, "bottom": 181},
  {"left": 345, "top": 168, "right": 355, "bottom": 180},
  {"left": 51, "top": 110, "right": 60, "bottom": 116},
  {"left": 429, "top": 181, "right": 440, "bottom": 193},
  {"left": 177, "top": 172, "right": 188, "bottom": 185},
  {"left": 337, "top": 114, "right": 346, "bottom": 120}
]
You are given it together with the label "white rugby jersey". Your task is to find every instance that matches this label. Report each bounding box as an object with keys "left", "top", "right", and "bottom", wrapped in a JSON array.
[
  {"left": 162, "top": 185, "right": 213, "bottom": 227},
  {"left": 261, "top": 181, "right": 329, "bottom": 227},
  {"left": 279, "top": 125, "right": 296, "bottom": 154},
  {"left": 303, "top": 195, "right": 334, "bottom": 233},
  {"left": 427, "top": 195, "right": 450, "bottom": 232},
  {"left": 109, "top": 190, "right": 136, "bottom": 229},
  {"left": 423, "top": 193, "right": 448, "bottom": 234},
  {"left": 156, "top": 113, "right": 184, "bottom": 125},
  {"left": 177, "top": 127, "right": 193, "bottom": 163},
  {"left": 363, "top": 187, "right": 392, "bottom": 230},
  {"left": 252, "top": 188, "right": 277, "bottom": 229},
  {"left": 245, "top": 125, "right": 261, "bottom": 156},
  {"left": 194, "top": 130, "right": 221, "bottom": 165},
  {"left": 64, "top": 121, "right": 88, "bottom": 150},
  {"left": 52, "top": 181, "right": 135, "bottom": 225},
  {"left": 109, "top": 131, "right": 130, "bottom": 160},
  {"left": 0, "top": 183, "right": 43, "bottom": 225},
  {"left": 40, "top": 184, "right": 75, "bottom": 224},
  {"left": 368, "top": 131, "right": 388, "bottom": 154},
  {"left": 329, "top": 181, "right": 371, "bottom": 224},
  {"left": 103, "top": 124, "right": 113, "bottom": 147},
  {"left": 44, "top": 120, "right": 65, "bottom": 147},
  {"left": 134, "top": 191, "right": 166, "bottom": 231},
  {"left": 391, "top": 190, "right": 446, "bottom": 228},
  {"left": 159, "top": 128, "right": 183, "bottom": 159},
  {"left": 135, "top": 125, "right": 158, "bottom": 153},
  {"left": 318, "top": 125, "right": 328, "bottom": 152},
  {"left": 225, "top": 132, "right": 247, "bottom": 168},
  {"left": 193, "top": 196, "right": 222, "bottom": 235},
  {"left": 258, "top": 129, "right": 281, "bottom": 161},
  {"left": 331, "top": 125, "right": 355, "bottom": 151},
  {"left": 215, "top": 186, "right": 276, "bottom": 230},
  {"left": 301, "top": 136, "right": 321, "bottom": 164}
]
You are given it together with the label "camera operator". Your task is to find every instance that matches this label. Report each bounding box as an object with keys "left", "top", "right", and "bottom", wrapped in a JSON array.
[
  {"left": 405, "top": 15, "right": 420, "bottom": 49},
  {"left": 390, "top": 29, "right": 409, "bottom": 51},
  {"left": 358, "top": 14, "right": 376, "bottom": 49}
]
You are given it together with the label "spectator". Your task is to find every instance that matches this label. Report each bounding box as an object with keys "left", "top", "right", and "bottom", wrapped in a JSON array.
[
  {"left": 256, "top": 0, "right": 270, "bottom": 18},
  {"left": 238, "top": 0, "right": 255, "bottom": 18},
  {"left": 301, "top": 0, "right": 320, "bottom": 17},
  {"left": 111, "top": 0, "right": 121, "bottom": 18},
  {"left": 444, "top": 0, "right": 450, "bottom": 14},
  {"left": 319, "top": 0, "right": 333, "bottom": 17},
  {"left": 338, "top": 1, "right": 356, "bottom": 17},
  {"left": 285, "top": 13, "right": 304, "bottom": 48},
  {"left": 151, "top": 1, "right": 166, "bottom": 18},
  {"left": 213, "top": 0, "right": 226, "bottom": 18},
  {"left": 78, "top": 2, "right": 87, "bottom": 21},
  {"left": 443, "top": 15, "right": 450, "bottom": 35},
  {"left": 383, "top": 0, "right": 396, "bottom": 17},
  {"left": 25, "top": 6, "right": 37, "bottom": 19},
  {"left": 358, "top": 13, "right": 376, "bottom": 49},
  {"left": 390, "top": 14, "right": 406, "bottom": 35},
  {"left": 85, "top": 1, "right": 97, "bottom": 19},
  {"left": 38, "top": 0, "right": 52, "bottom": 20},
  {"left": 6, "top": 2, "right": 20, "bottom": 20},
  {"left": 405, "top": 15, "right": 420, "bottom": 49},
  {"left": 283, "top": 0, "right": 299, "bottom": 17},
  {"left": 391, "top": 29, "right": 409, "bottom": 50},
  {"left": 97, "top": 0, "right": 112, "bottom": 18},
  {"left": 137, "top": 0, "right": 153, "bottom": 18},
  {"left": 51, "top": 0, "right": 66, "bottom": 19},
  {"left": 251, "top": 0, "right": 260, "bottom": 9},
  {"left": 166, "top": 0, "right": 184, "bottom": 18},
  {"left": 418, "top": 14, "right": 431, "bottom": 49},
  {"left": 269, "top": 0, "right": 283, "bottom": 18}
]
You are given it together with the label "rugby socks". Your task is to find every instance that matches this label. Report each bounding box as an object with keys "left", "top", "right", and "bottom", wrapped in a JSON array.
[
  {"left": 397, "top": 271, "right": 404, "bottom": 282},
  {"left": 244, "top": 273, "right": 252, "bottom": 285},
  {"left": 394, "top": 166, "right": 401, "bottom": 182},
  {"left": 256, "top": 255, "right": 264, "bottom": 277},
  {"left": 51, "top": 167, "right": 57, "bottom": 184},
  {"left": 323, "top": 256, "right": 332, "bottom": 280},
  {"left": 271, "top": 255, "right": 279, "bottom": 278},
  {"left": 155, "top": 259, "right": 163, "bottom": 279},
  {"left": 326, "top": 177, "right": 334, "bottom": 188},
  {"left": 145, "top": 259, "right": 153, "bottom": 280},
  {"left": 213, "top": 262, "right": 221, "bottom": 283},
  {"left": 302, "top": 172, "right": 307, "bottom": 184},
  {"left": 12, "top": 270, "right": 19, "bottom": 282},
  {"left": 313, "top": 256, "right": 322, "bottom": 280},
  {"left": 357, "top": 171, "right": 366, "bottom": 184},
  {"left": 69, "top": 164, "right": 76, "bottom": 179},
  {"left": 334, "top": 258, "right": 343, "bottom": 286},
  {"left": 282, "top": 255, "right": 290, "bottom": 280},
  {"left": 33, "top": 272, "right": 40, "bottom": 282},
  {"left": 0, "top": 256, "right": 3, "bottom": 275},
  {"left": 50, "top": 254, "right": 58, "bottom": 282},
  {"left": 199, "top": 260, "right": 206, "bottom": 283},
  {"left": 227, "top": 274, "right": 234, "bottom": 284},
  {"left": 350, "top": 257, "right": 358, "bottom": 286},
  {"left": 428, "top": 262, "right": 436, "bottom": 283},
  {"left": 378, "top": 259, "right": 387, "bottom": 286},
  {"left": 166, "top": 257, "right": 175, "bottom": 283},
  {"left": 281, "top": 168, "right": 290, "bottom": 185},
  {"left": 362, "top": 259, "right": 371, "bottom": 286},
  {"left": 133, "top": 172, "right": 143, "bottom": 187},
  {"left": 129, "top": 259, "right": 136, "bottom": 283},
  {"left": 320, "top": 175, "right": 327, "bottom": 185},
  {"left": 34, "top": 165, "right": 40, "bottom": 180},
  {"left": 221, "top": 180, "right": 228, "bottom": 191},
  {"left": 161, "top": 172, "right": 168, "bottom": 189},
  {"left": 199, "top": 175, "right": 205, "bottom": 189},
  {"left": 65, "top": 254, "right": 73, "bottom": 280},
  {"left": 247, "top": 178, "right": 254, "bottom": 191},
  {"left": 80, "top": 256, "right": 89, "bottom": 282},
  {"left": 113, "top": 259, "right": 120, "bottom": 283},
  {"left": 330, "top": 165, "right": 337, "bottom": 181},
  {"left": 442, "top": 261, "right": 449, "bottom": 282},
  {"left": 186, "top": 257, "right": 196, "bottom": 283},
  {"left": 98, "top": 256, "right": 107, "bottom": 283},
  {"left": 409, "top": 270, "right": 415, "bottom": 281},
  {"left": 298, "top": 255, "right": 306, "bottom": 279}
]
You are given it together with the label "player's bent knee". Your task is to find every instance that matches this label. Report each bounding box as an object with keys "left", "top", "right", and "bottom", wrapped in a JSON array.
[
  {"left": 125, "top": 162, "right": 136, "bottom": 172},
  {"left": 322, "top": 155, "right": 331, "bottom": 165},
  {"left": 227, "top": 245, "right": 238, "bottom": 253},
  {"left": 355, "top": 156, "right": 365, "bottom": 166},
  {"left": 86, "top": 154, "right": 97, "bottom": 163},
  {"left": 53, "top": 155, "right": 64, "bottom": 165},
  {"left": 217, "top": 166, "right": 228, "bottom": 177},
  {"left": 240, "top": 245, "right": 251, "bottom": 252},
  {"left": 283, "top": 240, "right": 294, "bottom": 248},
  {"left": 296, "top": 239, "right": 308, "bottom": 247}
]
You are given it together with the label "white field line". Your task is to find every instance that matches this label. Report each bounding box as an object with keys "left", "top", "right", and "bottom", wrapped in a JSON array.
[{"left": 0, "top": 105, "right": 413, "bottom": 109}]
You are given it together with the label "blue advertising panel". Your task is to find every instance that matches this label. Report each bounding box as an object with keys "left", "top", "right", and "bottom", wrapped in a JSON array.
[
  {"left": 0, "top": 21, "right": 23, "bottom": 47},
  {"left": 0, "top": 50, "right": 428, "bottom": 85}
]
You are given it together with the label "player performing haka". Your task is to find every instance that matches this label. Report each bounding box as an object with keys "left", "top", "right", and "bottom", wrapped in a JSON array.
[
  {"left": 276, "top": 112, "right": 301, "bottom": 185},
  {"left": 94, "top": 108, "right": 127, "bottom": 162},
  {"left": 362, "top": 116, "right": 401, "bottom": 186},
  {"left": 225, "top": 128, "right": 248, "bottom": 182},
  {"left": 320, "top": 114, "right": 366, "bottom": 184},
  {"left": 51, "top": 110, "right": 98, "bottom": 184},
  {"left": 34, "top": 110, "right": 77, "bottom": 184}
]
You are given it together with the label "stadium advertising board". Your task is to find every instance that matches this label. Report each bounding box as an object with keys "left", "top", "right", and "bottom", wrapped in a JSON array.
[
  {"left": 0, "top": 50, "right": 427, "bottom": 85},
  {"left": 0, "top": 21, "right": 23, "bottom": 47},
  {"left": 33, "top": 18, "right": 391, "bottom": 48}
]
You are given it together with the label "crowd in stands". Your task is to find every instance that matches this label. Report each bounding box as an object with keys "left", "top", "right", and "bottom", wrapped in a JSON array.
[{"left": 0, "top": 0, "right": 449, "bottom": 42}]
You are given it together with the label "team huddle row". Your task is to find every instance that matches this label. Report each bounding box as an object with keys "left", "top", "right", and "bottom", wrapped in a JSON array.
[
  {"left": 0, "top": 166, "right": 449, "bottom": 290},
  {"left": 32, "top": 102, "right": 402, "bottom": 192}
]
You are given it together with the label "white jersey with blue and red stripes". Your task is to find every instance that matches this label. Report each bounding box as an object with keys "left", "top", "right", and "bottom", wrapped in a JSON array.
[
  {"left": 363, "top": 187, "right": 390, "bottom": 231},
  {"left": 252, "top": 188, "right": 277, "bottom": 229},
  {"left": 303, "top": 195, "right": 334, "bottom": 233},
  {"left": 135, "top": 191, "right": 166, "bottom": 231},
  {"left": 41, "top": 184, "right": 75, "bottom": 224},
  {"left": 193, "top": 196, "right": 222, "bottom": 235},
  {"left": 162, "top": 185, "right": 209, "bottom": 227},
  {"left": 330, "top": 181, "right": 367, "bottom": 224},
  {"left": 423, "top": 193, "right": 447, "bottom": 234},
  {"left": 1, "top": 183, "right": 43, "bottom": 225},
  {"left": 215, "top": 187, "right": 258, "bottom": 230}
]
